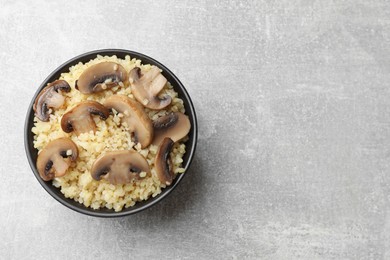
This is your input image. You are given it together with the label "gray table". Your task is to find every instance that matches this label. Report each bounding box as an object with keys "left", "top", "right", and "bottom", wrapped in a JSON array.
[{"left": 1, "top": 1, "right": 389, "bottom": 259}]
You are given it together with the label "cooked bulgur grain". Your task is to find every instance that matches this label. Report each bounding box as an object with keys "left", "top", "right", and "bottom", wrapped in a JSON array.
[{"left": 32, "top": 55, "right": 187, "bottom": 212}]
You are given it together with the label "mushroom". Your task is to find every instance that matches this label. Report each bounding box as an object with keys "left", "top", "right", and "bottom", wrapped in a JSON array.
[
  {"left": 104, "top": 95, "right": 153, "bottom": 148},
  {"left": 91, "top": 150, "right": 150, "bottom": 184},
  {"left": 36, "top": 138, "right": 78, "bottom": 181},
  {"left": 128, "top": 66, "right": 172, "bottom": 110},
  {"left": 155, "top": 137, "right": 175, "bottom": 185},
  {"left": 61, "top": 101, "right": 109, "bottom": 135},
  {"left": 75, "top": 62, "right": 127, "bottom": 94},
  {"left": 152, "top": 112, "right": 191, "bottom": 146},
  {"left": 33, "top": 80, "right": 71, "bottom": 121}
]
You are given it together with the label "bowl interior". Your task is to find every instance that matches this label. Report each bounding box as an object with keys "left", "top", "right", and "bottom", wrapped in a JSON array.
[{"left": 25, "top": 49, "right": 197, "bottom": 217}]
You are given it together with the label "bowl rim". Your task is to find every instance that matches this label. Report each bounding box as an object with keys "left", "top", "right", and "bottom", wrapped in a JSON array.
[{"left": 24, "top": 49, "right": 198, "bottom": 217}]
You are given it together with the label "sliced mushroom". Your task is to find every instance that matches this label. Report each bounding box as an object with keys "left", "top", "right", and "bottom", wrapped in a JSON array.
[
  {"left": 75, "top": 62, "right": 127, "bottom": 94},
  {"left": 104, "top": 95, "right": 153, "bottom": 148},
  {"left": 152, "top": 112, "right": 191, "bottom": 146},
  {"left": 33, "top": 80, "right": 71, "bottom": 121},
  {"left": 129, "top": 66, "right": 172, "bottom": 110},
  {"left": 36, "top": 138, "right": 78, "bottom": 181},
  {"left": 155, "top": 137, "right": 175, "bottom": 185},
  {"left": 91, "top": 150, "right": 150, "bottom": 184},
  {"left": 61, "top": 101, "right": 109, "bottom": 135}
]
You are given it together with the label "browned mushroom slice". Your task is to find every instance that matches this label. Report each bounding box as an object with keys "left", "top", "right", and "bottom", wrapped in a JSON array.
[
  {"left": 155, "top": 137, "right": 175, "bottom": 185},
  {"left": 91, "top": 150, "right": 150, "bottom": 184},
  {"left": 75, "top": 62, "right": 127, "bottom": 94},
  {"left": 36, "top": 138, "right": 78, "bottom": 181},
  {"left": 129, "top": 66, "right": 172, "bottom": 110},
  {"left": 33, "top": 80, "right": 71, "bottom": 121},
  {"left": 61, "top": 101, "right": 109, "bottom": 135},
  {"left": 152, "top": 112, "right": 191, "bottom": 146},
  {"left": 104, "top": 95, "right": 153, "bottom": 148}
]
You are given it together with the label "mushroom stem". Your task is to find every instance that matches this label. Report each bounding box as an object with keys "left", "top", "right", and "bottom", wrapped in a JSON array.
[
  {"left": 52, "top": 154, "right": 70, "bottom": 176},
  {"left": 71, "top": 113, "right": 96, "bottom": 135},
  {"left": 45, "top": 91, "right": 65, "bottom": 108}
]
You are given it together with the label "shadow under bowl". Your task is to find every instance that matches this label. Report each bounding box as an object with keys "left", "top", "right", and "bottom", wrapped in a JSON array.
[{"left": 24, "top": 49, "right": 198, "bottom": 217}]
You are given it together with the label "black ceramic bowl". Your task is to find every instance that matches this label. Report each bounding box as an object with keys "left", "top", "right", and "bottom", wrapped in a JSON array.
[{"left": 25, "top": 49, "right": 197, "bottom": 217}]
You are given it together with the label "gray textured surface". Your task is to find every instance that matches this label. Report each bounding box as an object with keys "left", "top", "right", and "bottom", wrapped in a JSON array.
[{"left": 1, "top": 0, "right": 390, "bottom": 259}]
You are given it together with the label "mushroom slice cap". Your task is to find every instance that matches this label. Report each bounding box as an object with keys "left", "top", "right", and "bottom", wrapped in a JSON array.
[
  {"left": 129, "top": 67, "right": 172, "bottom": 110},
  {"left": 33, "top": 80, "right": 71, "bottom": 121},
  {"left": 155, "top": 137, "right": 175, "bottom": 186},
  {"left": 152, "top": 112, "right": 191, "bottom": 146},
  {"left": 75, "top": 62, "right": 127, "bottom": 94},
  {"left": 104, "top": 95, "right": 153, "bottom": 148},
  {"left": 91, "top": 150, "right": 150, "bottom": 184},
  {"left": 36, "top": 138, "right": 78, "bottom": 181},
  {"left": 60, "top": 101, "right": 109, "bottom": 135}
]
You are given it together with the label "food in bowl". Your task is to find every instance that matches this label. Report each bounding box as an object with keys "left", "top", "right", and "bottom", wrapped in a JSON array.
[{"left": 32, "top": 55, "right": 191, "bottom": 212}]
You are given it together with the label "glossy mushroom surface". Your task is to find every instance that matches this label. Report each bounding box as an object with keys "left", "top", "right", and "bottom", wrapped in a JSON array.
[
  {"left": 61, "top": 101, "right": 109, "bottom": 135},
  {"left": 75, "top": 62, "right": 127, "bottom": 94},
  {"left": 33, "top": 80, "right": 71, "bottom": 121},
  {"left": 104, "top": 95, "right": 153, "bottom": 148},
  {"left": 36, "top": 138, "right": 78, "bottom": 181},
  {"left": 91, "top": 150, "right": 150, "bottom": 184},
  {"left": 155, "top": 137, "right": 175, "bottom": 186},
  {"left": 129, "top": 66, "right": 172, "bottom": 110},
  {"left": 152, "top": 112, "right": 191, "bottom": 146}
]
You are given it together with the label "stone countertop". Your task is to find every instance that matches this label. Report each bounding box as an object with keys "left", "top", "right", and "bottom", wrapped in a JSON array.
[{"left": 1, "top": 1, "right": 390, "bottom": 259}]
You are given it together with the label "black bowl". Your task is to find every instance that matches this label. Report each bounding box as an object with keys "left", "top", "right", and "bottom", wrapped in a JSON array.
[{"left": 24, "top": 49, "right": 198, "bottom": 217}]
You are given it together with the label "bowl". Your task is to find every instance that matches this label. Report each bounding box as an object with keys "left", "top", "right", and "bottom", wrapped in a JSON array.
[{"left": 24, "top": 49, "right": 198, "bottom": 217}]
